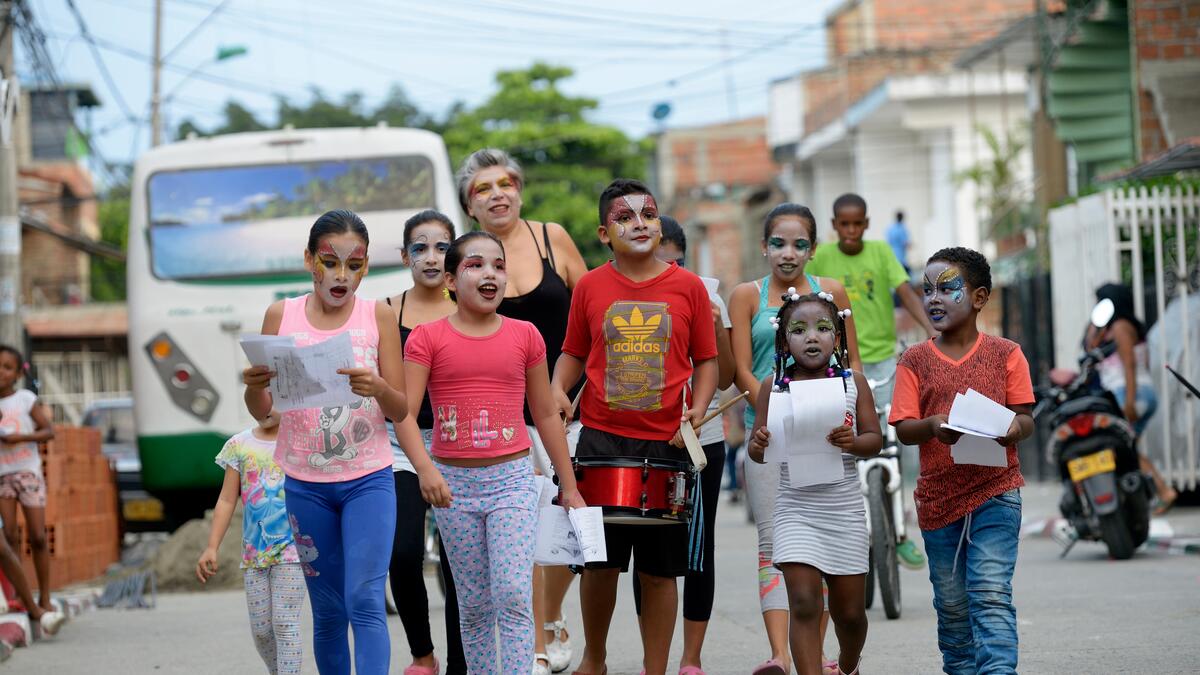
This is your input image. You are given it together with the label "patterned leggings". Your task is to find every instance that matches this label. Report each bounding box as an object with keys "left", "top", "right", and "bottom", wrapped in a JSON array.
[
  {"left": 745, "top": 448, "right": 789, "bottom": 613},
  {"left": 244, "top": 563, "right": 306, "bottom": 674},
  {"left": 433, "top": 456, "right": 538, "bottom": 674}
]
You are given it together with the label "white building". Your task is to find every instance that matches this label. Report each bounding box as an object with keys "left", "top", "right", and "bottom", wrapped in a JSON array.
[{"left": 768, "top": 69, "right": 1032, "bottom": 265}]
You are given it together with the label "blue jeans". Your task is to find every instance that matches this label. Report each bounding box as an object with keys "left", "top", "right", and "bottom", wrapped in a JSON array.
[
  {"left": 921, "top": 489, "right": 1021, "bottom": 675},
  {"left": 286, "top": 468, "right": 397, "bottom": 675},
  {"left": 1111, "top": 384, "right": 1158, "bottom": 436}
]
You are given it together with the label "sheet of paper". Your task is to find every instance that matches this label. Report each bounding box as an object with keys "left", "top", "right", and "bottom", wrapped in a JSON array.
[
  {"left": 786, "top": 379, "right": 847, "bottom": 455},
  {"left": 763, "top": 391, "right": 792, "bottom": 463},
  {"left": 533, "top": 506, "right": 607, "bottom": 565},
  {"left": 536, "top": 475, "right": 557, "bottom": 510},
  {"left": 699, "top": 276, "right": 720, "bottom": 298},
  {"left": 534, "top": 507, "right": 583, "bottom": 565},
  {"left": 239, "top": 334, "right": 294, "bottom": 366},
  {"left": 260, "top": 331, "right": 360, "bottom": 411},
  {"left": 786, "top": 452, "right": 847, "bottom": 487},
  {"left": 568, "top": 507, "right": 607, "bottom": 563},
  {"left": 944, "top": 388, "right": 1015, "bottom": 438},
  {"left": 950, "top": 433, "right": 1009, "bottom": 467}
]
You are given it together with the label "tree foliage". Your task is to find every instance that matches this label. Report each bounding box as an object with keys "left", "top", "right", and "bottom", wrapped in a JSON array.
[
  {"left": 91, "top": 184, "right": 130, "bottom": 301},
  {"left": 955, "top": 124, "right": 1029, "bottom": 240},
  {"left": 172, "top": 64, "right": 649, "bottom": 266}
]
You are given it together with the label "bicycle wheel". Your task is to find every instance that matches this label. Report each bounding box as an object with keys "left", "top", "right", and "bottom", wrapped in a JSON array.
[
  {"left": 867, "top": 466, "right": 901, "bottom": 619},
  {"left": 864, "top": 545, "right": 876, "bottom": 609}
]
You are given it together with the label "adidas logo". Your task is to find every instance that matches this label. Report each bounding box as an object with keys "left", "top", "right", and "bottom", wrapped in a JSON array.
[{"left": 612, "top": 306, "right": 662, "bottom": 342}]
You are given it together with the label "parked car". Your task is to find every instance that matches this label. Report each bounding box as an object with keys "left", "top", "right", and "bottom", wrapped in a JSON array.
[{"left": 82, "top": 398, "right": 167, "bottom": 531}]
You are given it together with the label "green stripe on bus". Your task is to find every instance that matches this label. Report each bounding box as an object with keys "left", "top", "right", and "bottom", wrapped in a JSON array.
[{"left": 137, "top": 432, "right": 229, "bottom": 490}]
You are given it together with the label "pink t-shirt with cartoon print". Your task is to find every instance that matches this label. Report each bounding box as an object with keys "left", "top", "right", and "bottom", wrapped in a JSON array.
[
  {"left": 274, "top": 294, "right": 391, "bottom": 482},
  {"left": 404, "top": 316, "right": 546, "bottom": 460}
]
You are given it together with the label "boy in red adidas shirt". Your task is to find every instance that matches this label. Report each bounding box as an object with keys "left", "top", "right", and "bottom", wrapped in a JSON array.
[
  {"left": 551, "top": 179, "right": 718, "bottom": 675},
  {"left": 889, "top": 247, "right": 1034, "bottom": 674}
]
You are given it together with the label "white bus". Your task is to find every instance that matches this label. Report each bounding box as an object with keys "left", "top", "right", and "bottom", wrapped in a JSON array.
[{"left": 126, "top": 126, "right": 460, "bottom": 524}]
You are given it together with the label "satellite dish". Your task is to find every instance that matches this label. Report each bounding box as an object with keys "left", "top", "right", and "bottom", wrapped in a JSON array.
[
  {"left": 652, "top": 102, "right": 672, "bottom": 121},
  {"left": 1090, "top": 298, "right": 1115, "bottom": 328}
]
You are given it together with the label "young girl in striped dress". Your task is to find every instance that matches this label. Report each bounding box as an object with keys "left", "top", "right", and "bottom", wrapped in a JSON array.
[{"left": 747, "top": 290, "right": 882, "bottom": 675}]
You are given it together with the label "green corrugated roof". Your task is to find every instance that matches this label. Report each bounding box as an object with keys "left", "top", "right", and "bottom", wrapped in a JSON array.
[{"left": 1047, "top": 1, "right": 1135, "bottom": 181}]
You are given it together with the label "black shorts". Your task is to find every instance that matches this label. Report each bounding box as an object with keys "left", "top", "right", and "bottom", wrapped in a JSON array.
[{"left": 576, "top": 426, "right": 691, "bottom": 578}]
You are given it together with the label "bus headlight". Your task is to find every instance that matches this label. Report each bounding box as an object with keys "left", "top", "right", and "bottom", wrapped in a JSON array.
[{"left": 143, "top": 332, "right": 219, "bottom": 423}]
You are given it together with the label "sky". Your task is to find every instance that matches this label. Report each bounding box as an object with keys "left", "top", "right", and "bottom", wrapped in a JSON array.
[{"left": 20, "top": 0, "right": 845, "bottom": 180}]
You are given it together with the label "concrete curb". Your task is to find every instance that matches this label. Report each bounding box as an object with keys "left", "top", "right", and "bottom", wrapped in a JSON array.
[
  {"left": 1020, "top": 514, "right": 1200, "bottom": 555},
  {"left": 0, "top": 587, "right": 102, "bottom": 650}
]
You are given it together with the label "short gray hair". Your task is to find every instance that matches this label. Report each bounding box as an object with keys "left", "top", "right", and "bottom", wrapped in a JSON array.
[{"left": 455, "top": 148, "right": 525, "bottom": 215}]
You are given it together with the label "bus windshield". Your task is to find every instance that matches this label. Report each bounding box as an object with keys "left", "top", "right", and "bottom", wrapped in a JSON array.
[{"left": 147, "top": 155, "right": 434, "bottom": 279}]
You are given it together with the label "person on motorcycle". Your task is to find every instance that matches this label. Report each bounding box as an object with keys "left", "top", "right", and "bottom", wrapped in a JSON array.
[{"left": 1083, "top": 283, "right": 1177, "bottom": 514}]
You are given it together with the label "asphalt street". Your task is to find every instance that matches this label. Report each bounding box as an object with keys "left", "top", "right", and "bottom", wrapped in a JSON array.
[{"left": 14, "top": 482, "right": 1200, "bottom": 674}]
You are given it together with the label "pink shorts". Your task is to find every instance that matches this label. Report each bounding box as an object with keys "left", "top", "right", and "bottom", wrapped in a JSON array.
[{"left": 0, "top": 471, "right": 47, "bottom": 508}]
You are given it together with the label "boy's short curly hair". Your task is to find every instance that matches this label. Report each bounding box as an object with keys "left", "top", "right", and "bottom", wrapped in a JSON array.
[{"left": 927, "top": 247, "right": 992, "bottom": 292}]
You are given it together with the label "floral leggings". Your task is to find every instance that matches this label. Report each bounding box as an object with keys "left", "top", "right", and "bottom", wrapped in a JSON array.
[
  {"left": 244, "top": 563, "right": 306, "bottom": 674},
  {"left": 433, "top": 456, "right": 538, "bottom": 674}
]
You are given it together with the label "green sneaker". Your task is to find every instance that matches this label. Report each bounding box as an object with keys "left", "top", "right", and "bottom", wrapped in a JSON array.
[{"left": 896, "top": 539, "right": 926, "bottom": 570}]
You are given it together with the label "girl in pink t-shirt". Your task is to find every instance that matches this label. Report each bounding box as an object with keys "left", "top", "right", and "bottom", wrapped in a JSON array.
[
  {"left": 400, "top": 231, "right": 585, "bottom": 672},
  {"left": 242, "top": 209, "right": 447, "bottom": 674}
]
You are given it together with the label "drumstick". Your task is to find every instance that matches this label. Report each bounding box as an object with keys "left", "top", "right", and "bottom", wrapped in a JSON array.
[
  {"left": 693, "top": 391, "right": 750, "bottom": 429},
  {"left": 561, "top": 384, "right": 586, "bottom": 421}
]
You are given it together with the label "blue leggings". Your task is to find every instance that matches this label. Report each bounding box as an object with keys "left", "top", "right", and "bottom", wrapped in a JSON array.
[{"left": 285, "top": 469, "right": 396, "bottom": 675}]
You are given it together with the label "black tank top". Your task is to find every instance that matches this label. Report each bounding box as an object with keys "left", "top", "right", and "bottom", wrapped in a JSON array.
[
  {"left": 497, "top": 221, "right": 575, "bottom": 425},
  {"left": 387, "top": 292, "right": 436, "bottom": 429}
]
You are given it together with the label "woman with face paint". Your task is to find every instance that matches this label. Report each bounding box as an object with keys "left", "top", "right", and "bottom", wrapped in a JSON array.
[
  {"left": 403, "top": 231, "right": 586, "bottom": 674},
  {"left": 455, "top": 148, "right": 589, "bottom": 673},
  {"left": 243, "top": 209, "right": 446, "bottom": 675},
  {"left": 728, "top": 203, "right": 861, "bottom": 675},
  {"left": 383, "top": 210, "right": 465, "bottom": 675}
]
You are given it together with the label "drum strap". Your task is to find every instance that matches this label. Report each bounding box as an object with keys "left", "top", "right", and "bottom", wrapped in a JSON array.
[{"left": 686, "top": 475, "right": 704, "bottom": 572}]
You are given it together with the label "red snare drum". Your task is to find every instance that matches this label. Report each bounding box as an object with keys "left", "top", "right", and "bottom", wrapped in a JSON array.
[{"left": 573, "top": 456, "right": 694, "bottom": 525}]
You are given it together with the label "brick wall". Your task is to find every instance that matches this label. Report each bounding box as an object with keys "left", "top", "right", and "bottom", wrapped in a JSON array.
[
  {"left": 659, "top": 117, "right": 778, "bottom": 197},
  {"left": 803, "top": 0, "right": 1034, "bottom": 133},
  {"left": 1132, "top": 0, "right": 1200, "bottom": 159},
  {"left": 18, "top": 162, "right": 97, "bottom": 305}
]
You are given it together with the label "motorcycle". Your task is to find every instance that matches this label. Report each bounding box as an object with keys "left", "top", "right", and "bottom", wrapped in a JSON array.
[{"left": 1034, "top": 299, "right": 1153, "bottom": 560}]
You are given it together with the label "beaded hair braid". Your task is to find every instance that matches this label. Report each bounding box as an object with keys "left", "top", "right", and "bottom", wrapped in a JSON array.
[{"left": 767, "top": 288, "right": 852, "bottom": 391}]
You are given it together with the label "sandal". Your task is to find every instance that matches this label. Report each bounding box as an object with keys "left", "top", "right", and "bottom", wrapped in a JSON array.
[
  {"left": 679, "top": 666, "right": 706, "bottom": 675},
  {"left": 402, "top": 656, "right": 439, "bottom": 675},
  {"left": 823, "top": 659, "right": 839, "bottom": 675},
  {"left": 534, "top": 654, "right": 552, "bottom": 675},
  {"left": 1154, "top": 490, "right": 1178, "bottom": 516},
  {"left": 752, "top": 658, "right": 787, "bottom": 675}
]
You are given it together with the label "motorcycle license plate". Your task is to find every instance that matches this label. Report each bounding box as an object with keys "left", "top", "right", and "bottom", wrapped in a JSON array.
[{"left": 1067, "top": 449, "right": 1116, "bottom": 482}]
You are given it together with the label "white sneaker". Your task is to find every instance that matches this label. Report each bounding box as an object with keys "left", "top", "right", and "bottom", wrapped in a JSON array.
[
  {"left": 533, "top": 653, "right": 552, "bottom": 675},
  {"left": 544, "top": 618, "right": 572, "bottom": 672},
  {"left": 39, "top": 610, "right": 66, "bottom": 636}
]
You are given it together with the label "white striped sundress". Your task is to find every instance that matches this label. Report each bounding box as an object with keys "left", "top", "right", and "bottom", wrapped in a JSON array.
[{"left": 772, "top": 374, "right": 869, "bottom": 575}]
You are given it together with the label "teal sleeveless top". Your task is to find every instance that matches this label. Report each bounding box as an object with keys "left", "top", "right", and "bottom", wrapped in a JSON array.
[{"left": 744, "top": 272, "right": 821, "bottom": 428}]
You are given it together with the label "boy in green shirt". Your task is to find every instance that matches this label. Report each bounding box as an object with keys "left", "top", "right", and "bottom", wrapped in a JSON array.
[{"left": 807, "top": 192, "right": 936, "bottom": 569}]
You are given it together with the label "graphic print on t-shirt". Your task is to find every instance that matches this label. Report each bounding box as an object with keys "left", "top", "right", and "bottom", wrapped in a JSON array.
[
  {"left": 310, "top": 399, "right": 376, "bottom": 468},
  {"left": 841, "top": 269, "right": 878, "bottom": 303},
  {"left": 603, "top": 301, "right": 671, "bottom": 411}
]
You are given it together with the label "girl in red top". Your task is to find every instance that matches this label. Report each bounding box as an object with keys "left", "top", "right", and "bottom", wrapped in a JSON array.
[{"left": 401, "top": 231, "right": 585, "bottom": 673}]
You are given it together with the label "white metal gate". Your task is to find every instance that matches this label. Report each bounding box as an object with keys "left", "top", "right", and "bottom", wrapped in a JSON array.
[
  {"left": 1048, "top": 184, "right": 1199, "bottom": 490},
  {"left": 31, "top": 348, "right": 130, "bottom": 424}
]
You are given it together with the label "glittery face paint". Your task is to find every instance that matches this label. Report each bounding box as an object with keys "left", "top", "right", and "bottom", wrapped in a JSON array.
[
  {"left": 923, "top": 262, "right": 972, "bottom": 328},
  {"left": 603, "top": 193, "right": 661, "bottom": 255},
  {"left": 763, "top": 216, "right": 813, "bottom": 282},
  {"left": 311, "top": 234, "right": 367, "bottom": 308},
  {"left": 784, "top": 302, "right": 838, "bottom": 374},
  {"left": 405, "top": 222, "right": 453, "bottom": 290},
  {"left": 450, "top": 240, "right": 507, "bottom": 312},
  {"left": 467, "top": 166, "right": 522, "bottom": 226}
]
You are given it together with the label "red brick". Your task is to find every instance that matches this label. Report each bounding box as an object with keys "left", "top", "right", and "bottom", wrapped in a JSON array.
[
  {"left": 1162, "top": 6, "right": 1183, "bottom": 20},
  {"left": 1163, "top": 43, "right": 1186, "bottom": 59},
  {"left": 1138, "top": 43, "right": 1162, "bottom": 59}
]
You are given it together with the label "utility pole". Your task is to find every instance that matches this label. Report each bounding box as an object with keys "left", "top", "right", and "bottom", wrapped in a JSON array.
[
  {"left": 149, "top": 0, "right": 162, "bottom": 146},
  {"left": 0, "top": 0, "right": 23, "bottom": 349}
]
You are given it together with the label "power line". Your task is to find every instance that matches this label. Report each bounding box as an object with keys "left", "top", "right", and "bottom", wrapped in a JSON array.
[
  {"left": 160, "top": 0, "right": 229, "bottom": 63},
  {"left": 61, "top": 0, "right": 135, "bottom": 122}
]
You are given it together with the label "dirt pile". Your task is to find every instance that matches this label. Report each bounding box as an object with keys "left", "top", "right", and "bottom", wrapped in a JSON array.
[{"left": 152, "top": 505, "right": 245, "bottom": 592}]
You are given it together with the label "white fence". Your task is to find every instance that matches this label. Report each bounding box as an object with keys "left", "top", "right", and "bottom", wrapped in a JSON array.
[
  {"left": 31, "top": 348, "right": 130, "bottom": 424},
  {"left": 1048, "top": 184, "right": 1199, "bottom": 490}
]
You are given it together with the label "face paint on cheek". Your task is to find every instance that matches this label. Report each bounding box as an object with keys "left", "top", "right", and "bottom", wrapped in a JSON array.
[{"left": 936, "top": 268, "right": 966, "bottom": 304}]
